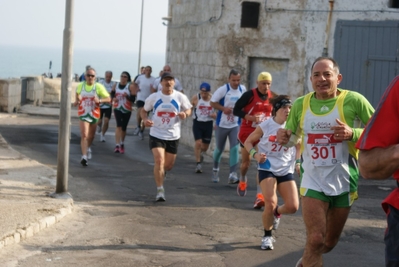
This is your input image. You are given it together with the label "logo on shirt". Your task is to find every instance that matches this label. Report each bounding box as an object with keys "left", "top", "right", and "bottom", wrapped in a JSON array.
[{"left": 311, "top": 121, "right": 332, "bottom": 130}]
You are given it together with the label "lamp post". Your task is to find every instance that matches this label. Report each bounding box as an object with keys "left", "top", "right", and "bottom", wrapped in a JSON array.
[
  {"left": 137, "top": 0, "right": 144, "bottom": 74},
  {"left": 52, "top": 0, "right": 74, "bottom": 199}
]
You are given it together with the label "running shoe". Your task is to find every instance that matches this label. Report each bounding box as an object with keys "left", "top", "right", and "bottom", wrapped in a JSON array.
[
  {"left": 100, "top": 135, "right": 105, "bottom": 142},
  {"left": 139, "top": 131, "right": 144, "bottom": 140},
  {"left": 87, "top": 147, "right": 92, "bottom": 160},
  {"left": 237, "top": 178, "right": 247, "bottom": 197},
  {"left": 253, "top": 193, "right": 265, "bottom": 209},
  {"left": 132, "top": 127, "right": 140, "bottom": 136},
  {"left": 295, "top": 257, "right": 303, "bottom": 267},
  {"left": 120, "top": 144, "right": 125, "bottom": 154},
  {"left": 114, "top": 145, "right": 120, "bottom": 153},
  {"left": 261, "top": 236, "right": 275, "bottom": 250},
  {"left": 195, "top": 163, "right": 202, "bottom": 173},
  {"left": 156, "top": 189, "right": 166, "bottom": 202},
  {"left": 228, "top": 172, "right": 239, "bottom": 184},
  {"left": 212, "top": 170, "right": 219, "bottom": 183},
  {"left": 80, "top": 156, "right": 88, "bottom": 167},
  {"left": 273, "top": 214, "right": 281, "bottom": 230}
]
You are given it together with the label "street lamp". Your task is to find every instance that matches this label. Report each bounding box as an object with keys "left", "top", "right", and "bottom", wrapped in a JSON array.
[{"left": 137, "top": 0, "right": 144, "bottom": 74}]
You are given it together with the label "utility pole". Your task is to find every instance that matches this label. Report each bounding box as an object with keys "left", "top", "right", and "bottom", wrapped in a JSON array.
[
  {"left": 137, "top": 0, "right": 144, "bottom": 74},
  {"left": 51, "top": 0, "right": 74, "bottom": 199}
]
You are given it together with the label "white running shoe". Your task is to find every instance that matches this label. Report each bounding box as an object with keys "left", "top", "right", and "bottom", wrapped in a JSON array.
[
  {"left": 100, "top": 135, "right": 105, "bottom": 142},
  {"left": 273, "top": 215, "right": 281, "bottom": 230},
  {"left": 261, "top": 236, "right": 275, "bottom": 250},
  {"left": 80, "top": 156, "right": 88, "bottom": 167},
  {"left": 228, "top": 172, "right": 239, "bottom": 184},
  {"left": 195, "top": 163, "right": 202, "bottom": 173},
  {"left": 132, "top": 127, "right": 140, "bottom": 136},
  {"left": 87, "top": 147, "right": 92, "bottom": 160},
  {"left": 156, "top": 189, "right": 166, "bottom": 202},
  {"left": 212, "top": 170, "right": 219, "bottom": 183}
]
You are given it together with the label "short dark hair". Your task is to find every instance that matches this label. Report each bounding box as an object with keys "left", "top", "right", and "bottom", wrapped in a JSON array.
[
  {"left": 271, "top": 95, "right": 291, "bottom": 116},
  {"left": 229, "top": 69, "right": 241, "bottom": 78},
  {"left": 105, "top": 71, "right": 113, "bottom": 76},
  {"left": 311, "top": 57, "right": 340, "bottom": 74}
]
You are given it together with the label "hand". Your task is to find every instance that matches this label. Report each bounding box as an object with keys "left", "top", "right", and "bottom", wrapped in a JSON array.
[
  {"left": 223, "top": 107, "right": 232, "bottom": 115},
  {"left": 253, "top": 115, "right": 261, "bottom": 123},
  {"left": 210, "top": 112, "right": 217, "bottom": 119},
  {"left": 144, "top": 119, "right": 154, "bottom": 127},
  {"left": 295, "top": 164, "right": 301, "bottom": 176},
  {"left": 255, "top": 153, "right": 267, "bottom": 163},
  {"left": 331, "top": 118, "right": 353, "bottom": 141},
  {"left": 277, "top": 129, "right": 292, "bottom": 145},
  {"left": 178, "top": 112, "right": 187, "bottom": 120}
]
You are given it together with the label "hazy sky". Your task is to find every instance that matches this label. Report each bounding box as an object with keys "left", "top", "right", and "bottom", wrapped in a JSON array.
[{"left": 0, "top": 0, "right": 168, "bottom": 53}]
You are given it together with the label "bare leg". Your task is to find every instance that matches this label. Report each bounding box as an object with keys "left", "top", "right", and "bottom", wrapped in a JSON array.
[
  {"left": 194, "top": 139, "right": 202, "bottom": 162},
  {"left": 301, "top": 196, "right": 350, "bottom": 267},
  {"left": 79, "top": 121, "right": 90, "bottom": 156},
  {"left": 260, "top": 177, "right": 278, "bottom": 230},
  {"left": 240, "top": 146, "right": 250, "bottom": 181},
  {"left": 101, "top": 117, "right": 110, "bottom": 136}
]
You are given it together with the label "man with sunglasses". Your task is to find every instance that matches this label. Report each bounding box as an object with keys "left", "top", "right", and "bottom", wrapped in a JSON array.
[{"left": 74, "top": 67, "right": 111, "bottom": 166}]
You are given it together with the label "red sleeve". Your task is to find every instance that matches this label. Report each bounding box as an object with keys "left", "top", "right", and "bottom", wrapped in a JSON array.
[{"left": 356, "top": 76, "right": 399, "bottom": 150}]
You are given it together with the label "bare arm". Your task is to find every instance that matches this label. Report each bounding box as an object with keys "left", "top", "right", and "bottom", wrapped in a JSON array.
[
  {"left": 358, "top": 144, "right": 399, "bottom": 179},
  {"left": 244, "top": 126, "right": 267, "bottom": 163}
]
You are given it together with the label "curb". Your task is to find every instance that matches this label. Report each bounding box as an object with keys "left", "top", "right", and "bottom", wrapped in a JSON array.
[{"left": 0, "top": 199, "right": 73, "bottom": 249}]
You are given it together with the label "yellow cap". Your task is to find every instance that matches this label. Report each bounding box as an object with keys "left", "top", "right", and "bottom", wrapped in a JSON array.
[{"left": 257, "top": 72, "right": 272, "bottom": 82}]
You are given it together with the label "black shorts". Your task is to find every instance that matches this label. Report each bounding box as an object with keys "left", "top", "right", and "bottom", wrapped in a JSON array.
[
  {"left": 192, "top": 120, "right": 213, "bottom": 144},
  {"left": 385, "top": 204, "right": 399, "bottom": 265},
  {"left": 149, "top": 135, "right": 179, "bottom": 154},
  {"left": 136, "top": 100, "right": 145, "bottom": 108},
  {"left": 258, "top": 170, "right": 294, "bottom": 184},
  {"left": 100, "top": 107, "right": 112, "bottom": 119}
]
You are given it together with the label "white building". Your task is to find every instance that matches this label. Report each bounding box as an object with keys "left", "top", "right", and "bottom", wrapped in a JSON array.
[{"left": 164, "top": 0, "right": 399, "bottom": 144}]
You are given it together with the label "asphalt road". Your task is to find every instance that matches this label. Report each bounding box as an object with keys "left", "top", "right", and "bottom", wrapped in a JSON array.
[{"left": 0, "top": 112, "right": 393, "bottom": 267}]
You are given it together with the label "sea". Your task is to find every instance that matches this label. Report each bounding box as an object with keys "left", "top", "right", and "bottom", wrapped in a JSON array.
[{"left": 0, "top": 45, "right": 166, "bottom": 80}]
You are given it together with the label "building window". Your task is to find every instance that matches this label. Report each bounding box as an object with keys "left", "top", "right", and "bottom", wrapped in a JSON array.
[
  {"left": 241, "top": 2, "right": 260, "bottom": 28},
  {"left": 389, "top": 0, "right": 399, "bottom": 8}
]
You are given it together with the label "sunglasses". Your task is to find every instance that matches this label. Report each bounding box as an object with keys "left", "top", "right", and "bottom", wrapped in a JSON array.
[
  {"left": 86, "top": 74, "right": 95, "bottom": 78},
  {"left": 121, "top": 75, "right": 128, "bottom": 78}
]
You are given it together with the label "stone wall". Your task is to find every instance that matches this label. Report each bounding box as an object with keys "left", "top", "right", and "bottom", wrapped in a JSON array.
[
  {"left": 0, "top": 76, "right": 78, "bottom": 113},
  {"left": 0, "top": 79, "right": 21, "bottom": 113}
]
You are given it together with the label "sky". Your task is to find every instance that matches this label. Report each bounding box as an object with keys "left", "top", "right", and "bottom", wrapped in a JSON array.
[{"left": 0, "top": 0, "right": 168, "bottom": 53}]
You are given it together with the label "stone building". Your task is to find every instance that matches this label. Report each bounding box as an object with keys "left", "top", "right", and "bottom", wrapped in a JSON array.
[{"left": 164, "top": 0, "right": 399, "bottom": 145}]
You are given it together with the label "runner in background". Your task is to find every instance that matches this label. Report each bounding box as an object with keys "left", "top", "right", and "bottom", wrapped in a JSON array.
[
  {"left": 98, "top": 71, "right": 116, "bottom": 142},
  {"left": 233, "top": 71, "right": 276, "bottom": 209},
  {"left": 74, "top": 67, "right": 110, "bottom": 166},
  {"left": 191, "top": 82, "right": 217, "bottom": 173}
]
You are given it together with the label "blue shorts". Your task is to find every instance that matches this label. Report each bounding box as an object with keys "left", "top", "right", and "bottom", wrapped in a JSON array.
[
  {"left": 192, "top": 120, "right": 213, "bottom": 144},
  {"left": 258, "top": 170, "right": 294, "bottom": 184}
]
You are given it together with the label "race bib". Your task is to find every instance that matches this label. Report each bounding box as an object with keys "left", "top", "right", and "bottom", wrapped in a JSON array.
[{"left": 306, "top": 133, "right": 343, "bottom": 166}]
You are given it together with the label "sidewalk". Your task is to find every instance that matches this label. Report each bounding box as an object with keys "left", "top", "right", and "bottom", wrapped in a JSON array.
[{"left": 0, "top": 108, "right": 73, "bottom": 250}]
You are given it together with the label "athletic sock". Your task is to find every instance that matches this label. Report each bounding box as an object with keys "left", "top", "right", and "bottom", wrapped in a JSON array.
[{"left": 264, "top": 230, "right": 272, "bottom": 237}]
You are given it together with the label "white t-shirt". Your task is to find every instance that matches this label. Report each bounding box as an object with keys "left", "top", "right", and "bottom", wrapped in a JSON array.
[
  {"left": 98, "top": 79, "right": 115, "bottom": 109},
  {"left": 257, "top": 118, "right": 296, "bottom": 176},
  {"left": 135, "top": 75, "right": 156, "bottom": 101},
  {"left": 144, "top": 90, "right": 192, "bottom": 140},
  {"left": 211, "top": 83, "right": 246, "bottom": 128},
  {"left": 153, "top": 77, "right": 183, "bottom": 92},
  {"left": 193, "top": 93, "right": 214, "bottom": 122}
]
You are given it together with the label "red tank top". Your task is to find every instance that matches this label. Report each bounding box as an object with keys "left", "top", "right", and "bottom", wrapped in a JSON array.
[{"left": 240, "top": 88, "right": 273, "bottom": 130}]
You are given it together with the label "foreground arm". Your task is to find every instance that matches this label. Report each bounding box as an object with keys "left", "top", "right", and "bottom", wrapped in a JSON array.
[{"left": 358, "top": 145, "right": 399, "bottom": 179}]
